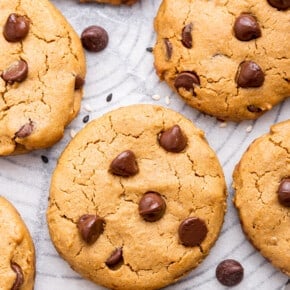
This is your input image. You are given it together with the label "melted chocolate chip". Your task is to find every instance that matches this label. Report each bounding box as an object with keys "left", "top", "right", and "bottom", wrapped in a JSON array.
[
  {"left": 3, "top": 14, "right": 30, "bottom": 42},
  {"left": 2, "top": 60, "right": 28, "bottom": 84},
  {"left": 234, "top": 14, "right": 261, "bottom": 41},
  {"left": 278, "top": 178, "right": 290, "bottom": 207},
  {"left": 164, "top": 38, "right": 173, "bottom": 60},
  {"left": 106, "top": 247, "right": 123, "bottom": 268},
  {"left": 247, "top": 105, "right": 262, "bottom": 113},
  {"left": 174, "top": 72, "right": 200, "bottom": 95},
  {"left": 216, "top": 259, "right": 244, "bottom": 286},
  {"left": 77, "top": 214, "right": 105, "bottom": 244},
  {"left": 75, "top": 75, "right": 85, "bottom": 90},
  {"left": 11, "top": 262, "right": 24, "bottom": 290},
  {"left": 267, "top": 0, "right": 290, "bottom": 10},
  {"left": 159, "top": 125, "right": 187, "bottom": 153},
  {"left": 236, "top": 61, "right": 265, "bottom": 88},
  {"left": 178, "top": 217, "right": 208, "bottom": 247},
  {"left": 109, "top": 150, "right": 139, "bottom": 177},
  {"left": 139, "top": 192, "right": 166, "bottom": 222},
  {"left": 181, "top": 23, "right": 193, "bottom": 48},
  {"left": 81, "top": 26, "right": 109, "bottom": 52},
  {"left": 15, "top": 121, "right": 34, "bottom": 138}
]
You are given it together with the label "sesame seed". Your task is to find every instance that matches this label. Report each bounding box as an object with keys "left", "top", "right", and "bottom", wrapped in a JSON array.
[
  {"left": 165, "top": 96, "right": 170, "bottom": 105},
  {"left": 70, "top": 129, "right": 77, "bottom": 138},
  {"left": 83, "top": 115, "right": 89, "bottom": 123},
  {"left": 84, "top": 104, "right": 93, "bottom": 112},
  {"left": 41, "top": 155, "right": 49, "bottom": 163},
  {"left": 146, "top": 47, "right": 153, "bottom": 53},
  {"left": 219, "top": 122, "right": 227, "bottom": 128},
  {"left": 246, "top": 125, "right": 253, "bottom": 133},
  {"left": 152, "top": 94, "right": 161, "bottom": 101},
  {"left": 106, "top": 93, "right": 113, "bottom": 102}
]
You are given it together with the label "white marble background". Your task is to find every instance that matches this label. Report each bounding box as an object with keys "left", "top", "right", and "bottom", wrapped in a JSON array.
[{"left": 0, "top": 0, "right": 289, "bottom": 289}]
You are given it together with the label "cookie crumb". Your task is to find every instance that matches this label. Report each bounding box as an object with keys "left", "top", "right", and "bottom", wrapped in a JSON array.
[
  {"left": 246, "top": 125, "right": 253, "bottom": 133},
  {"left": 106, "top": 93, "right": 113, "bottom": 102},
  {"left": 84, "top": 104, "right": 93, "bottom": 112},
  {"left": 70, "top": 129, "right": 77, "bottom": 139},
  {"left": 165, "top": 96, "right": 171, "bottom": 105},
  {"left": 41, "top": 155, "right": 49, "bottom": 164},
  {"left": 219, "top": 122, "right": 227, "bottom": 128},
  {"left": 146, "top": 47, "right": 153, "bottom": 52},
  {"left": 83, "top": 115, "right": 90, "bottom": 123},
  {"left": 152, "top": 94, "right": 161, "bottom": 101}
]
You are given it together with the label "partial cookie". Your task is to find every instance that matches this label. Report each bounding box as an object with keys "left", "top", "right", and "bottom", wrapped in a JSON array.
[
  {"left": 0, "top": 196, "right": 35, "bottom": 290},
  {"left": 233, "top": 120, "right": 290, "bottom": 276},
  {"left": 0, "top": 0, "right": 86, "bottom": 156},
  {"left": 79, "top": 0, "right": 137, "bottom": 5},
  {"left": 47, "top": 104, "right": 227, "bottom": 290},
  {"left": 154, "top": 0, "right": 290, "bottom": 121}
]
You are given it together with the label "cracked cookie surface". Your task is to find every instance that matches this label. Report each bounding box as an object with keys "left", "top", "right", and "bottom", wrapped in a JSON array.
[
  {"left": 0, "top": 196, "right": 35, "bottom": 290},
  {"left": 0, "top": 0, "right": 86, "bottom": 156},
  {"left": 47, "top": 104, "right": 227, "bottom": 290},
  {"left": 233, "top": 120, "right": 290, "bottom": 276},
  {"left": 154, "top": 0, "right": 290, "bottom": 121}
]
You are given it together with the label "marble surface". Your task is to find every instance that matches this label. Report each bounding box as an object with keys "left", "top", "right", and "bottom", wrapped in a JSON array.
[{"left": 0, "top": 0, "right": 289, "bottom": 289}]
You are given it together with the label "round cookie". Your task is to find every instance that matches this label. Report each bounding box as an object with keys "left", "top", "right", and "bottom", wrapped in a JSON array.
[
  {"left": 0, "top": 196, "right": 35, "bottom": 290},
  {"left": 0, "top": 0, "right": 86, "bottom": 156},
  {"left": 233, "top": 120, "right": 290, "bottom": 276},
  {"left": 47, "top": 104, "right": 227, "bottom": 290},
  {"left": 154, "top": 0, "right": 290, "bottom": 121}
]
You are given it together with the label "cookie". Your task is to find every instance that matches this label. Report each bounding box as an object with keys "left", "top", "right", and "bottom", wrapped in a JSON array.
[
  {"left": 154, "top": 0, "right": 290, "bottom": 121},
  {"left": 0, "top": 196, "right": 35, "bottom": 290},
  {"left": 79, "top": 0, "right": 137, "bottom": 5},
  {"left": 47, "top": 104, "right": 227, "bottom": 290},
  {"left": 0, "top": 0, "right": 86, "bottom": 156},
  {"left": 233, "top": 120, "right": 290, "bottom": 276}
]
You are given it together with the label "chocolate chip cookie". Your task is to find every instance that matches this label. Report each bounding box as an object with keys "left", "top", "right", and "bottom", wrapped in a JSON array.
[
  {"left": 154, "top": 0, "right": 290, "bottom": 121},
  {"left": 233, "top": 120, "right": 290, "bottom": 276},
  {"left": 0, "top": 196, "right": 35, "bottom": 290},
  {"left": 0, "top": 0, "right": 86, "bottom": 156},
  {"left": 47, "top": 104, "right": 227, "bottom": 290}
]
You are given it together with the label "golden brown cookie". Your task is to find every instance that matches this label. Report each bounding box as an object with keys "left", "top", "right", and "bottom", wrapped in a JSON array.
[
  {"left": 47, "top": 104, "right": 227, "bottom": 290},
  {"left": 0, "top": 0, "right": 86, "bottom": 156},
  {"left": 154, "top": 0, "right": 290, "bottom": 121},
  {"left": 0, "top": 196, "right": 35, "bottom": 290},
  {"left": 233, "top": 120, "right": 290, "bottom": 276}
]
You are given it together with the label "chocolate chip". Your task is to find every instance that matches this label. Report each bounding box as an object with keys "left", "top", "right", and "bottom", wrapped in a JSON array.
[
  {"left": 82, "top": 115, "right": 89, "bottom": 123},
  {"left": 11, "top": 262, "right": 24, "bottom": 290},
  {"left": 174, "top": 72, "right": 200, "bottom": 95},
  {"left": 106, "top": 93, "right": 113, "bottom": 102},
  {"left": 81, "top": 26, "right": 109, "bottom": 52},
  {"left": 146, "top": 47, "right": 153, "bottom": 53},
  {"left": 139, "top": 192, "right": 166, "bottom": 222},
  {"left": 234, "top": 14, "right": 261, "bottom": 41},
  {"left": 247, "top": 105, "right": 262, "bottom": 113},
  {"left": 75, "top": 75, "right": 85, "bottom": 90},
  {"left": 216, "top": 259, "right": 244, "bottom": 287},
  {"left": 181, "top": 23, "right": 193, "bottom": 48},
  {"left": 15, "top": 120, "right": 34, "bottom": 138},
  {"left": 3, "top": 14, "right": 30, "bottom": 42},
  {"left": 158, "top": 125, "right": 187, "bottom": 153},
  {"left": 164, "top": 38, "right": 173, "bottom": 60},
  {"left": 178, "top": 217, "right": 208, "bottom": 247},
  {"left": 106, "top": 247, "right": 123, "bottom": 268},
  {"left": 77, "top": 214, "right": 105, "bottom": 244},
  {"left": 236, "top": 61, "right": 265, "bottom": 88},
  {"left": 278, "top": 178, "right": 290, "bottom": 207},
  {"left": 267, "top": 0, "right": 290, "bottom": 10},
  {"left": 1, "top": 60, "right": 28, "bottom": 84},
  {"left": 109, "top": 150, "right": 139, "bottom": 177},
  {"left": 41, "top": 155, "right": 49, "bottom": 164}
]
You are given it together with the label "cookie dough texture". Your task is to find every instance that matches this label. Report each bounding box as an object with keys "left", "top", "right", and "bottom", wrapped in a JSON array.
[
  {"left": 0, "top": 0, "right": 86, "bottom": 156},
  {"left": 79, "top": 0, "right": 137, "bottom": 5},
  {"left": 47, "top": 104, "right": 227, "bottom": 290},
  {"left": 233, "top": 120, "right": 290, "bottom": 276},
  {"left": 154, "top": 0, "right": 290, "bottom": 121},
  {"left": 0, "top": 196, "right": 35, "bottom": 290}
]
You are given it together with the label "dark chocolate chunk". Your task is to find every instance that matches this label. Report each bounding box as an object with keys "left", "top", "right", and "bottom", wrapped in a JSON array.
[
  {"left": 15, "top": 120, "right": 34, "bottom": 138},
  {"left": 216, "top": 259, "right": 244, "bottom": 287},
  {"left": 164, "top": 38, "right": 173, "bottom": 60},
  {"left": 278, "top": 178, "right": 290, "bottom": 207},
  {"left": 75, "top": 75, "right": 85, "bottom": 90},
  {"left": 2, "top": 60, "right": 28, "bottom": 84},
  {"left": 236, "top": 61, "right": 265, "bottom": 88},
  {"left": 159, "top": 125, "right": 187, "bottom": 153},
  {"left": 267, "top": 0, "right": 290, "bottom": 10},
  {"left": 109, "top": 150, "right": 139, "bottom": 177},
  {"left": 174, "top": 72, "right": 200, "bottom": 95},
  {"left": 106, "top": 247, "right": 123, "bottom": 268},
  {"left": 81, "top": 26, "right": 109, "bottom": 52},
  {"left": 181, "top": 23, "right": 193, "bottom": 48},
  {"left": 234, "top": 14, "right": 261, "bottom": 41},
  {"left": 3, "top": 13, "right": 30, "bottom": 42},
  {"left": 138, "top": 192, "right": 166, "bottom": 222},
  {"left": 77, "top": 214, "right": 105, "bottom": 244},
  {"left": 11, "top": 262, "right": 24, "bottom": 290},
  {"left": 178, "top": 217, "right": 208, "bottom": 247}
]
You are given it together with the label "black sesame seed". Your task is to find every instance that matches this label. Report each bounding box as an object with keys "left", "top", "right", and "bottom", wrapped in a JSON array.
[
  {"left": 41, "top": 155, "right": 49, "bottom": 163},
  {"left": 83, "top": 115, "right": 89, "bottom": 123},
  {"left": 106, "top": 93, "right": 113, "bottom": 102},
  {"left": 146, "top": 47, "right": 153, "bottom": 52}
]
